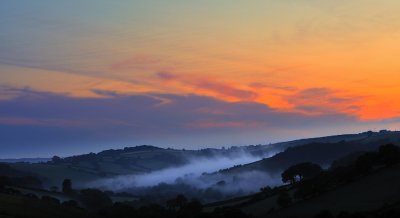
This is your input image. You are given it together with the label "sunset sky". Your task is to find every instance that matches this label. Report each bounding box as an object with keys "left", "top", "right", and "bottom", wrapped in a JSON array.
[{"left": 1, "top": 0, "right": 400, "bottom": 157}]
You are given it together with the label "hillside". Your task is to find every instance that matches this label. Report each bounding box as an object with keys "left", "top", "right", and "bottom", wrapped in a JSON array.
[
  {"left": 206, "top": 144, "right": 400, "bottom": 218},
  {"left": 8, "top": 145, "right": 269, "bottom": 187},
  {"left": 9, "top": 145, "right": 195, "bottom": 187},
  {"left": 6, "top": 131, "right": 398, "bottom": 188},
  {"left": 220, "top": 130, "right": 400, "bottom": 176},
  {"left": 2, "top": 133, "right": 400, "bottom": 218},
  {"left": 239, "top": 164, "right": 400, "bottom": 217}
]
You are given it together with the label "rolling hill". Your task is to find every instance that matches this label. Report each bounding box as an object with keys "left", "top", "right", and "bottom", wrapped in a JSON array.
[
  {"left": 206, "top": 144, "right": 400, "bottom": 218},
  {"left": 219, "top": 130, "right": 400, "bottom": 176},
  {"left": 5, "top": 130, "right": 399, "bottom": 189}
]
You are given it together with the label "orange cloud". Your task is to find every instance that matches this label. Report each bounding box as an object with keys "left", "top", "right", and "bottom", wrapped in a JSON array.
[
  {"left": 191, "top": 79, "right": 258, "bottom": 100},
  {"left": 155, "top": 72, "right": 258, "bottom": 101},
  {"left": 286, "top": 88, "right": 363, "bottom": 116}
]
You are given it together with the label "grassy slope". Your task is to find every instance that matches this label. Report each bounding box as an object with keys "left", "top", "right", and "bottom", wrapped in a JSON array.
[
  {"left": 7, "top": 144, "right": 273, "bottom": 188},
  {"left": 10, "top": 163, "right": 103, "bottom": 187},
  {"left": 9, "top": 148, "right": 196, "bottom": 187},
  {"left": 241, "top": 164, "right": 400, "bottom": 218},
  {"left": 221, "top": 131, "right": 400, "bottom": 176}
]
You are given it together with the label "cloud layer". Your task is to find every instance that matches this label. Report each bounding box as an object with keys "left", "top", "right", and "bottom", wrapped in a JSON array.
[{"left": 0, "top": 86, "right": 370, "bottom": 157}]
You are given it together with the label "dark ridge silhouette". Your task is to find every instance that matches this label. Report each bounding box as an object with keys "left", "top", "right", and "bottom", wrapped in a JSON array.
[{"left": 219, "top": 131, "right": 400, "bottom": 176}]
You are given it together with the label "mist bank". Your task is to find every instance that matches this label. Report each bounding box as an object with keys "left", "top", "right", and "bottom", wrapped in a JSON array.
[{"left": 89, "top": 150, "right": 281, "bottom": 202}]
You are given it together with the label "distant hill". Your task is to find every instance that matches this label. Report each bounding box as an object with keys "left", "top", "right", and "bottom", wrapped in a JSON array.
[
  {"left": 7, "top": 130, "right": 400, "bottom": 188},
  {"left": 261, "top": 130, "right": 396, "bottom": 152},
  {"left": 219, "top": 130, "right": 400, "bottom": 175},
  {"left": 7, "top": 144, "right": 272, "bottom": 187},
  {"left": 0, "top": 158, "right": 51, "bottom": 163}
]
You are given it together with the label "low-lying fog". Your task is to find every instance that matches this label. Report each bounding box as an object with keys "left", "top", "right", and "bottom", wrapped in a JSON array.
[{"left": 90, "top": 150, "right": 281, "bottom": 202}]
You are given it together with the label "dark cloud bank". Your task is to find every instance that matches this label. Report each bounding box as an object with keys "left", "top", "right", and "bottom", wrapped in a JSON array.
[{"left": 0, "top": 86, "right": 361, "bottom": 157}]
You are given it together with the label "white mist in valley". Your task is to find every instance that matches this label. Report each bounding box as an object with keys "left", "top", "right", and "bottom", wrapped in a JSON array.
[{"left": 90, "top": 150, "right": 281, "bottom": 197}]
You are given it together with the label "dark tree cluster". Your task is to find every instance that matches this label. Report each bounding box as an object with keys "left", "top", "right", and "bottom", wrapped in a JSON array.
[
  {"left": 277, "top": 144, "right": 400, "bottom": 206},
  {"left": 50, "top": 156, "right": 64, "bottom": 164},
  {"left": 90, "top": 194, "right": 251, "bottom": 218},
  {"left": 281, "top": 162, "right": 323, "bottom": 184},
  {"left": 62, "top": 178, "right": 73, "bottom": 194},
  {"left": 1, "top": 180, "right": 252, "bottom": 218}
]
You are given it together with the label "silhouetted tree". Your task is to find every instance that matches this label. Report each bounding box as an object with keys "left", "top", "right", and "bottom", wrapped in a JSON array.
[
  {"left": 166, "top": 194, "right": 188, "bottom": 211},
  {"left": 51, "top": 156, "right": 63, "bottom": 164},
  {"left": 282, "top": 162, "right": 322, "bottom": 184},
  {"left": 62, "top": 179, "right": 73, "bottom": 194},
  {"left": 80, "top": 188, "right": 112, "bottom": 211}
]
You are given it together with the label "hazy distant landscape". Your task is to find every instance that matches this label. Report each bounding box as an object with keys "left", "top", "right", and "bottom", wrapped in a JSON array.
[{"left": 2, "top": 130, "right": 400, "bottom": 217}]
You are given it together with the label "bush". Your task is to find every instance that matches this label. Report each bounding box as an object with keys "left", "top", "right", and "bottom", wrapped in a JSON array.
[{"left": 80, "top": 188, "right": 113, "bottom": 210}]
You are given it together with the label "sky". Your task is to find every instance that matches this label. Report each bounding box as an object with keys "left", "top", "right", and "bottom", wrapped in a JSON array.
[{"left": 1, "top": 0, "right": 400, "bottom": 158}]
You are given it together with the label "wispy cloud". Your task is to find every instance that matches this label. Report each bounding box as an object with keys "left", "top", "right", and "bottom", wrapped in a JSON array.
[
  {"left": 156, "top": 71, "right": 258, "bottom": 101},
  {"left": 156, "top": 71, "right": 180, "bottom": 81},
  {"left": 0, "top": 86, "right": 398, "bottom": 157},
  {"left": 249, "top": 82, "right": 297, "bottom": 92},
  {"left": 287, "top": 87, "right": 363, "bottom": 115},
  {"left": 0, "top": 57, "right": 145, "bottom": 85}
]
